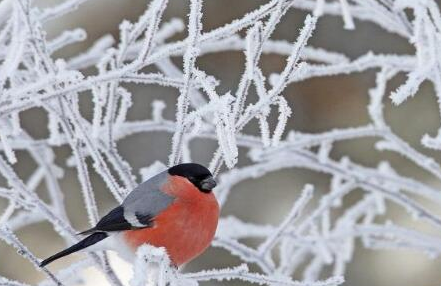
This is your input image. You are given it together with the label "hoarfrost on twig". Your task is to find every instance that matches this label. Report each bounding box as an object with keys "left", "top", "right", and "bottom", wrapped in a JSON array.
[{"left": 1, "top": 0, "right": 441, "bottom": 285}]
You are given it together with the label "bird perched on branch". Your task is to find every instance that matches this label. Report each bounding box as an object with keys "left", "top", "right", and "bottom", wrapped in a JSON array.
[{"left": 40, "top": 163, "right": 219, "bottom": 267}]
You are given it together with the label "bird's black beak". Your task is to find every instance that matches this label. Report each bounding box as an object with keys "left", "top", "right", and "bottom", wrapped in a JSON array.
[{"left": 201, "top": 176, "right": 217, "bottom": 191}]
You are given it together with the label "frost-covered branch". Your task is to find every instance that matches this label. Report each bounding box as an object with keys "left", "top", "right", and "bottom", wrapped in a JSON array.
[{"left": 1, "top": 0, "right": 441, "bottom": 285}]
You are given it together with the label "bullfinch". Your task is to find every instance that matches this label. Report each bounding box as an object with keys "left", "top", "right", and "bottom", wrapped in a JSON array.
[{"left": 40, "top": 163, "right": 219, "bottom": 267}]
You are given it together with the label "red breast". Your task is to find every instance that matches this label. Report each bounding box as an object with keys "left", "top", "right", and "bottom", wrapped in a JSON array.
[{"left": 123, "top": 175, "right": 219, "bottom": 266}]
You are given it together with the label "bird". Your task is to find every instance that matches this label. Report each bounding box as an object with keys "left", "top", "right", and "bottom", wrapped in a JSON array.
[{"left": 39, "top": 163, "right": 219, "bottom": 267}]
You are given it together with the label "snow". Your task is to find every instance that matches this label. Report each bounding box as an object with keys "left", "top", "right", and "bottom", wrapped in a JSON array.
[{"left": 0, "top": 0, "right": 441, "bottom": 285}]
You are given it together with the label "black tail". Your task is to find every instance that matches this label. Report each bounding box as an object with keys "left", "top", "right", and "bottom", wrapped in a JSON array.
[{"left": 40, "top": 232, "right": 108, "bottom": 267}]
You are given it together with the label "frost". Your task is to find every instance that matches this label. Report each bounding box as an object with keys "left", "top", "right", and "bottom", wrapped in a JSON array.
[
  {"left": 0, "top": 0, "right": 441, "bottom": 285},
  {"left": 139, "top": 161, "right": 168, "bottom": 181}
]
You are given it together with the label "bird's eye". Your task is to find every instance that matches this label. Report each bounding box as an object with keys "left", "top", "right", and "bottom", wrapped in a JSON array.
[{"left": 186, "top": 176, "right": 198, "bottom": 185}]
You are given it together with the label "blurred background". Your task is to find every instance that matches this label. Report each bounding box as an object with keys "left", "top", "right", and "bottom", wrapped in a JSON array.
[{"left": 1, "top": 0, "right": 441, "bottom": 285}]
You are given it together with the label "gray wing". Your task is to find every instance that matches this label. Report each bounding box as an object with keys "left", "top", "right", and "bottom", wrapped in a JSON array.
[
  {"left": 122, "top": 170, "right": 174, "bottom": 228},
  {"left": 80, "top": 171, "right": 174, "bottom": 234}
]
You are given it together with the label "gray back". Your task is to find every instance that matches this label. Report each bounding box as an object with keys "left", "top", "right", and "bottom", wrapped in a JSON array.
[{"left": 123, "top": 170, "right": 174, "bottom": 217}]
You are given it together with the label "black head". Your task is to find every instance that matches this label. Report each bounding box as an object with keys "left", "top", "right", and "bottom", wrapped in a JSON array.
[{"left": 168, "top": 163, "right": 216, "bottom": 193}]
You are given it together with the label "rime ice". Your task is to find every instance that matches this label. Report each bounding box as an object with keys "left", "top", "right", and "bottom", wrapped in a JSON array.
[{"left": 0, "top": 0, "right": 440, "bottom": 285}]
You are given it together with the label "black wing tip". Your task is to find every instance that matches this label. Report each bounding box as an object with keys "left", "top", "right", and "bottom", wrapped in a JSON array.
[
  {"left": 77, "top": 228, "right": 96, "bottom": 236},
  {"left": 76, "top": 230, "right": 91, "bottom": 236}
]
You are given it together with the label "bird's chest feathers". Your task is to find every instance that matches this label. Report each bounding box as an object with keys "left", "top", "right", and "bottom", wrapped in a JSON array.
[
  {"left": 159, "top": 176, "right": 219, "bottom": 242},
  {"left": 161, "top": 198, "right": 218, "bottom": 243},
  {"left": 123, "top": 182, "right": 219, "bottom": 265}
]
